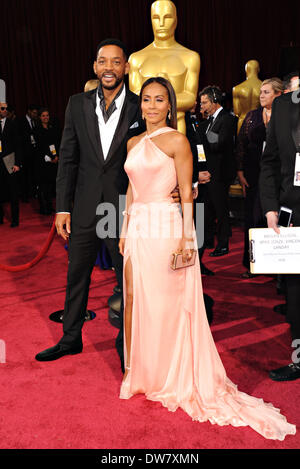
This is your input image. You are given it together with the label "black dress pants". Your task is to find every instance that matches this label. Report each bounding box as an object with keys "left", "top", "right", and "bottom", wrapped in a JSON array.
[
  {"left": 242, "top": 184, "right": 265, "bottom": 269},
  {"left": 0, "top": 164, "right": 19, "bottom": 223},
  {"left": 204, "top": 180, "right": 231, "bottom": 248},
  {"left": 58, "top": 219, "right": 124, "bottom": 362},
  {"left": 286, "top": 274, "right": 300, "bottom": 343}
]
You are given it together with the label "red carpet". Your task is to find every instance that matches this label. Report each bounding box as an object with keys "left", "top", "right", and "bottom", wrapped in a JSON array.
[{"left": 0, "top": 200, "right": 299, "bottom": 449}]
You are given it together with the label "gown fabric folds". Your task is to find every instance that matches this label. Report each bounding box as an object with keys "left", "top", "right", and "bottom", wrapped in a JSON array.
[{"left": 119, "top": 127, "right": 296, "bottom": 441}]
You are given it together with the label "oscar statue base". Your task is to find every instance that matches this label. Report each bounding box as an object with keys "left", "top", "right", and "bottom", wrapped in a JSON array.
[{"left": 49, "top": 310, "right": 96, "bottom": 323}]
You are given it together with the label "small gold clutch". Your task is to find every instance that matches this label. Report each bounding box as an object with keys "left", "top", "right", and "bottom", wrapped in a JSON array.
[{"left": 171, "top": 250, "right": 196, "bottom": 270}]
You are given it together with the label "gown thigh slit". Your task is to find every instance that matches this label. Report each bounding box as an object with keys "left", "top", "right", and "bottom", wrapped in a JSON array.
[
  {"left": 119, "top": 127, "right": 296, "bottom": 440},
  {"left": 124, "top": 255, "right": 134, "bottom": 375}
]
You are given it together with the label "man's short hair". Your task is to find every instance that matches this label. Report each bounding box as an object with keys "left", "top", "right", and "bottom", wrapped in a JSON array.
[
  {"left": 199, "top": 86, "right": 223, "bottom": 104},
  {"left": 283, "top": 71, "right": 299, "bottom": 82},
  {"left": 96, "top": 38, "right": 128, "bottom": 61},
  {"left": 283, "top": 71, "right": 299, "bottom": 91},
  {"left": 27, "top": 104, "right": 39, "bottom": 111}
]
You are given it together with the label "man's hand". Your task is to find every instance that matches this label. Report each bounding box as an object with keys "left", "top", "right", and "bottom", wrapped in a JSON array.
[
  {"left": 12, "top": 165, "right": 20, "bottom": 172},
  {"left": 171, "top": 185, "right": 180, "bottom": 204},
  {"left": 198, "top": 171, "right": 211, "bottom": 184},
  {"left": 266, "top": 211, "right": 280, "bottom": 234},
  {"left": 237, "top": 170, "right": 249, "bottom": 197},
  {"left": 55, "top": 213, "right": 71, "bottom": 240}
]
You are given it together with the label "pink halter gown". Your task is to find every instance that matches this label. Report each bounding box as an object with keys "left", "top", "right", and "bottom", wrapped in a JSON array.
[{"left": 119, "top": 126, "right": 296, "bottom": 441}]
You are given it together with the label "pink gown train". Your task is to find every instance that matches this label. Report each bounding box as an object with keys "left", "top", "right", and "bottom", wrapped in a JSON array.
[{"left": 119, "top": 127, "right": 296, "bottom": 441}]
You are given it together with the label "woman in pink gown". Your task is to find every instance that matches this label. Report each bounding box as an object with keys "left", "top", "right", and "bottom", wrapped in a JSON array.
[{"left": 118, "top": 77, "right": 296, "bottom": 440}]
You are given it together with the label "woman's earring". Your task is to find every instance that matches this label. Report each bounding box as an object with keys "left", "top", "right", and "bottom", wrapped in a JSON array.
[{"left": 168, "top": 110, "right": 171, "bottom": 120}]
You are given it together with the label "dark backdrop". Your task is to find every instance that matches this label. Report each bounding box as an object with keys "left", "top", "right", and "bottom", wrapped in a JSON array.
[{"left": 1, "top": 0, "right": 300, "bottom": 124}]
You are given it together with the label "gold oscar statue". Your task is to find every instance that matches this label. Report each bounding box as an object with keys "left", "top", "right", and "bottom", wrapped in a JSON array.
[
  {"left": 84, "top": 79, "right": 99, "bottom": 92},
  {"left": 128, "top": 0, "right": 200, "bottom": 134},
  {"left": 233, "top": 60, "right": 262, "bottom": 133}
]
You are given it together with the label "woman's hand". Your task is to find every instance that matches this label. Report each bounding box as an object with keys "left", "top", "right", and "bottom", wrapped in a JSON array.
[
  {"left": 237, "top": 170, "right": 249, "bottom": 197},
  {"left": 119, "top": 237, "right": 126, "bottom": 256},
  {"left": 177, "top": 237, "right": 195, "bottom": 263}
]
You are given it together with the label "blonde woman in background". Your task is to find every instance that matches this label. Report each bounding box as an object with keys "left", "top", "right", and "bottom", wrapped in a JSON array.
[{"left": 236, "top": 78, "right": 284, "bottom": 278}]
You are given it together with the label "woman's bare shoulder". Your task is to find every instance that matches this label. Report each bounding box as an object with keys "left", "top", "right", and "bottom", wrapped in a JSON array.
[
  {"left": 168, "top": 130, "right": 190, "bottom": 150},
  {"left": 127, "top": 132, "right": 146, "bottom": 152}
]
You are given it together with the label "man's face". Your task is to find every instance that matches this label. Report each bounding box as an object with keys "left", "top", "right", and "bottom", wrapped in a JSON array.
[
  {"left": 28, "top": 109, "right": 38, "bottom": 120},
  {"left": 200, "top": 95, "right": 215, "bottom": 116},
  {"left": 151, "top": 1, "right": 177, "bottom": 41},
  {"left": 93, "top": 45, "right": 129, "bottom": 91},
  {"left": 0, "top": 102, "right": 8, "bottom": 119},
  {"left": 290, "top": 76, "right": 300, "bottom": 91}
]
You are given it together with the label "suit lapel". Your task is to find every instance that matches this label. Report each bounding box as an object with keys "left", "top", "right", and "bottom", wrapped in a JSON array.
[
  {"left": 210, "top": 109, "right": 224, "bottom": 131},
  {"left": 291, "top": 99, "right": 300, "bottom": 151},
  {"left": 83, "top": 89, "right": 105, "bottom": 164},
  {"left": 104, "top": 90, "right": 138, "bottom": 165}
]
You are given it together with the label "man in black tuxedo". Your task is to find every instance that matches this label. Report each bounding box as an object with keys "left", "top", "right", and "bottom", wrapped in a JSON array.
[
  {"left": 17, "top": 105, "right": 39, "bottom": 201},
  {"left": 260, "top": 91, "right": 300, "bottom": 381},
  {"left": 199, "top": 86, "right": 237, "bottom": 257},
  {"left": 185, "top": 103, "right": 214, "bottom": 276},
  {"left": 35, "top": 39, "right": 143, "bottom": 369},
  {"left": 0, "top": 102, "right": 21, "bottom": 227}
]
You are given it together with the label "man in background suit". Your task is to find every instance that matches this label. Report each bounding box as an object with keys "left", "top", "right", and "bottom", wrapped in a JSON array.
[
  {"left": 0, "top": 102, "right": 21, "bottom": 227},
  {"left": 18, "top": 105, "right": 39, "bottom": 201},
  {"left": 35, "top": 39, "right": 143, "bottom": 369},
  {"left": 199, "top": 86, "right": 237, "bottom": 257},
  {"left": 260, "top": 91, "right": 300, "bottom": 381},
  {"left": 185, "top": 102, "right": 214, "bottom": 276}
]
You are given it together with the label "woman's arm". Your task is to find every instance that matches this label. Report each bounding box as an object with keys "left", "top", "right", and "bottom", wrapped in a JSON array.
[
  {"left": 173, "top": 133, "right": 194, "bottom": 259},
  {"left": 119, "top": 138, "right": 138, "bottom": 255},
  {"left": 236, "top": 111, "right": 252, "bottom": 196}
]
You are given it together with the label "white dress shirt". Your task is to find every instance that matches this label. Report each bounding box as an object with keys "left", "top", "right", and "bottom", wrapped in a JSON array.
[
  {"left": 210, "top": 106, "right": 223, "bottom": 125},
  {"left": 0, "top": 117, "right": 6, "bottom": 132},
  {"left": 95, "top": 85, "right": 126, "bottom": 160}
]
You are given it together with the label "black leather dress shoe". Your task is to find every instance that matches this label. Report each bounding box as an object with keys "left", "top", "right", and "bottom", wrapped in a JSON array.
[
  {"left": 273, "top": 303, "right": 287, "bottom": 315},
  {"left": 35, "top": 344, "right": 83, "bottom": 362},
  {"left": 200, "top": 263, "right": 215, "bottom": 276},
  {"left": 240, "top": 270, "right": 257, "bottom": 279},
  {"left": 269, "top": 363, "right": 300, "bottom": 381},
  {"left": 10, "top": 221, "right": 19, "bottom": 228},
  {"left": 204, "top": 241, "right": 214, "bottom": 249},
  {"left": 209, "top": 247, "right": 229, "bottom": 257}
]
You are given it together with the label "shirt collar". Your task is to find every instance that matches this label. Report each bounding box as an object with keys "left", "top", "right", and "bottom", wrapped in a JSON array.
[
  {"left": 97, "top": 83, "right": 125, "bottom": 122},
  {"left": 211, "top": 106, "right": 223, "bottom": 120}
]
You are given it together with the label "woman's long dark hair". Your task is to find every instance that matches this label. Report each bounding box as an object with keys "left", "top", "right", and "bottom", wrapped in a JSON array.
[{"left": 139, "top": 77, "right": 177, "bottom": 130}]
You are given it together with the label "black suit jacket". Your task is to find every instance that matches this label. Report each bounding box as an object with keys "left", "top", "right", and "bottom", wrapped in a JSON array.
[
  {"left": 0, "top": 118, "right": 22, "bottom": 167},
  {"left": 199, "top": 109, "right": 237, "bottom": 184},
  {"left": 56, "top": 87, "right": 142, "bottom": 227},
  {"left": 17, "top": 116, "right": 37, "bottom": 157},
  {"left": 260, "top": 93, "right": 300, "bottom": 225},
  {"left": 185, "top": 111, "right": 208, "bottom": 183}
]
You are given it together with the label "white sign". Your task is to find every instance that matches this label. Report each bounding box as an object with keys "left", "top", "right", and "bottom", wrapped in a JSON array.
[{"left": 0, "top": 79, "right": 6, "bottom": 102}]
